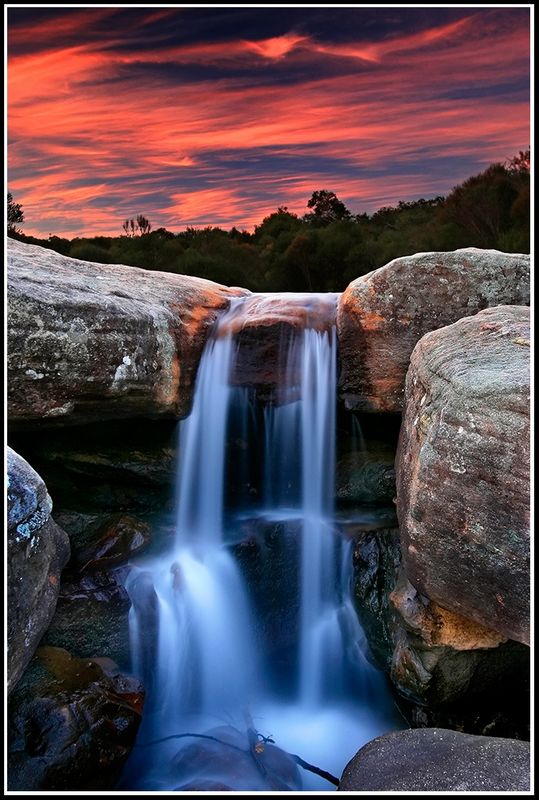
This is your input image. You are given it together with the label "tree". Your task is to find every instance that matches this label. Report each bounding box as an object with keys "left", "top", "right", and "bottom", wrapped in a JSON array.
[
  {"left": 7, "top": 192, "right": 24, "bottom": 235},
  {"left": 506, "top": 149, "right": 530, "bottom": 175},
  {"left": 122, "top": 215, "right": 152, "bottom": 236},
  {"left": 439, "top": 162, "right": 528, "bottom": 249},
  {"left": 136, "top": 214, "right": 152, "bottom": 235},
  {"left": 304, "top": 190, "right": 351, "bottom": 226}
]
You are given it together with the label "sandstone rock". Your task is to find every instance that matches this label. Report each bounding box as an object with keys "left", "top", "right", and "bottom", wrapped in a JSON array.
[
  {"left": 353, "top": 532, "right": 529, "bottom": 729},
  {"left": 8, "top": 647, "right": 143, "bottom": 791},
  {"left": 388, "top": 571, "right": 509, "bottom": 707},
  {"left": 218, "top": 292, "right": 338, "bottom": 397},
  {"left": 7, "top": 447, "right": 70, "bottom": 693},
  {"left": 338, "top": 728, "right": 530, "bottom": 791},
  {"left": 7, "top": 239, "right": 247, "bottom": 427},
  {"left": 396, "top": 305, "right": 530, "bottom": 644},
  {"left": 338, "top": 249, "right": 529, "bottom": 412}
]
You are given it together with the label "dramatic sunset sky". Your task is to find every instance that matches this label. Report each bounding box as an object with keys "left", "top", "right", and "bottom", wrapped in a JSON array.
[{"left": 7, "top": 5, "right": 530, "bottom": 238}]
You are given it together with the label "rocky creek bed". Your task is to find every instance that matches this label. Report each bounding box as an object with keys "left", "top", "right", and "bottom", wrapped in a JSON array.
[{"left": 7, "top": 239, "right": 530, "bottom": 791}]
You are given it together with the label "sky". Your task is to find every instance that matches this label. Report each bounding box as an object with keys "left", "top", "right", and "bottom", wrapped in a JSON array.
[{"left": 7, "top": 5, "right": 531, "bottom": 238}]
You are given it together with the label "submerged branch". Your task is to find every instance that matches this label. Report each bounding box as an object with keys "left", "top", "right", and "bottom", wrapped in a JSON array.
[{"left": 290, "top": 753, "right": 339, "bottom": 787}]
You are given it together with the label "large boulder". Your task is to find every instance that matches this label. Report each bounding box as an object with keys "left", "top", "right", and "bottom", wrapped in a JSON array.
[
  {"left": 7, "top": 239, "right": 247, "bottom": 427},
  {"left": 338, "top": 728, "right": 530, "bottom": 791},
  {"left": 7, "top": 447, "right": 70, "bottom": 692},
  {"left": 396, "top": 306, "right": 530, "bottom": 644},
  {"left": 338, "top": 249, "right": 530, "bottom": 412}
]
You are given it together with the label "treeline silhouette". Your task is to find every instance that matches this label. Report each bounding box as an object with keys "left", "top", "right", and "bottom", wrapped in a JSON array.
[{"left": 9, "top": 152, "right": 529, "bottom": 292}]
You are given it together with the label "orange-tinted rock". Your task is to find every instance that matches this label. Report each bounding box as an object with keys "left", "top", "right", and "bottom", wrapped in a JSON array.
[
  {"left": 396, "top": 306, "right": 530, "bottom": 644},
  {"left": 389, "top": 577, "right": 506, "bottom": 651},
  {"left": 7, "top": 239, "right": 247, "bottom": 427},
  {"left": 352, "top": 532, "right": 524, "bottom": 713},
  {"left": 338, "top": 249, "right": 529, "bottom": 412},
  {"left": 218, "top": 292, "right": 338, "bottom": 397}
]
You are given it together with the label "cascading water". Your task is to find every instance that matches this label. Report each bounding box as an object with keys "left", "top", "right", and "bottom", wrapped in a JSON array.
[{"left": 120, "top": 294, "right": 401, "bottom": 792}]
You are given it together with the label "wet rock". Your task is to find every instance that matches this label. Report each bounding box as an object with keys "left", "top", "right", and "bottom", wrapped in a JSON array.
[
  {"left": 396, "top": 306, "right": 530, "bottom": 644},
  {"left": 7, "top": 238, "right": 247, "bottom": 427},
  {"left": 124, "top": 569, "right": 160, "bottom": 693},
  {"left": 352, "top": 526, "right": 401, "bottom": 670},
  {"left": 10, "top": 420, "right": 177, "bottom": 516},
  {"left": 336, "top": 441, "right": 396, "bottom": 505},
  {"left": 337, "top": 507, "right": 398, "bottom": 539},
  {"left": 76, "top": 514, "right": 150, "bottom": 572},
  {"left": 338, "top": 248, "right": 530, "bottom": 412},
  {"left": 42, "top": 568, "right": 132, "bottom": 670},
  {"left": 7, "top": 447, "right": 70, "bottom": 693},
  {"left": 233, "top": 518, "right": 301, "bottom": 680},
  {"left": 171, "top": 725, "right": 302, "bottom": 791},
  {"left": 8, "top": 646, "right": 143, "bottom": 791},
  {"left": 218, "top": 292, "right": 338, "bottom": 398},
  {"left": 339, "top": 728, "right": 530, "bottom": 791}
]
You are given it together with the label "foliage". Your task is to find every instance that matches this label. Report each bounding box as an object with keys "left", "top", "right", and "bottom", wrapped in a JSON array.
[
  {"left": 7, "top": 192, "right": 24, "bottom": 235},
  {"left": 303, "top": 190, "right": 352, "bottom": 226},
  {"left": 122, "top": 215, "right": 152, "bottom": 236},
  {"left": 14, "top": 154, "right": 530, "bottom": 291}
]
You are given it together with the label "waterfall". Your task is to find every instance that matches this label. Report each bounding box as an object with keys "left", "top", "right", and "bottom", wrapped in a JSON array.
[
  {"left": 299, "top": 326, "right": 337, "bottom": 707},
  {"left": 122, "top": 293, "right": 400, "bottom": 791}
]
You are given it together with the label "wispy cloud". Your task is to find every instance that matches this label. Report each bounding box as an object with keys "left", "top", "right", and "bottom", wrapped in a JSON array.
[{"left": 7, "top": 8, "right": 530, "bottom": 237}]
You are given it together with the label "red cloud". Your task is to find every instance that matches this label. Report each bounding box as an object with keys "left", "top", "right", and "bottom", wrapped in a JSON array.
[{"left": 7, "top": 10, "right": 530, "bottom": 237}]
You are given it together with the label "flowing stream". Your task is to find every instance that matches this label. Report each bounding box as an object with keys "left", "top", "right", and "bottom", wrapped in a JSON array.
[{"left": 120, "top": 294, "right": 400, "bottom": 791}]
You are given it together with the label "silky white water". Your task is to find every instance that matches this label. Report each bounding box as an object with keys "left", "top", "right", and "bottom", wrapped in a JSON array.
[{"left": 121, "top": 294, "right": 400, "bottom": 791}]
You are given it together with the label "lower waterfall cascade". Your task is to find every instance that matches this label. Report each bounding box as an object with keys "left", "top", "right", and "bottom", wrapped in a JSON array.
[{"left": 119, "top": 294, "right": 402, "bottom": 791}]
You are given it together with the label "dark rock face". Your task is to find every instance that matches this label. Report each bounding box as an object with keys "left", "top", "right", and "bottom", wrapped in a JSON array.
[
  {"left": 338, "top": 728, "right": 530, "bottom": 791},
  {"left": 76, "top": 514, "right": 150, "bottom": 572},
  {"left": 353, "top": 529, "right": 529, "bottom": 736},
  {"left": 7, "top": 238, "right": 247, "bottom": 427},
  {"left": 233, "top": 518, "right": 302, "bottom": 684},
  {"left": 10, "top": 419, "right": 178, "bottom": 516},
  {"left": 8, "top": 647, "right": 143, "bottom": 791},
  {"left": 352, "top": 526, "right": 401, "bottom": 670},
  {"left": 7, "top": 447, "right": 70, "bottom": 693},
  {"left": 336, "top": 442, "right": 396, "bottom": 506},
  {"left": 338, "top": 249, "right": 530, "bottom": 412},
  {"left": 396, "top": 305, "right": 530, "bottom": 644},
  {"left": 42, "top": 568, "right": 133, "bottom": 670}
]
